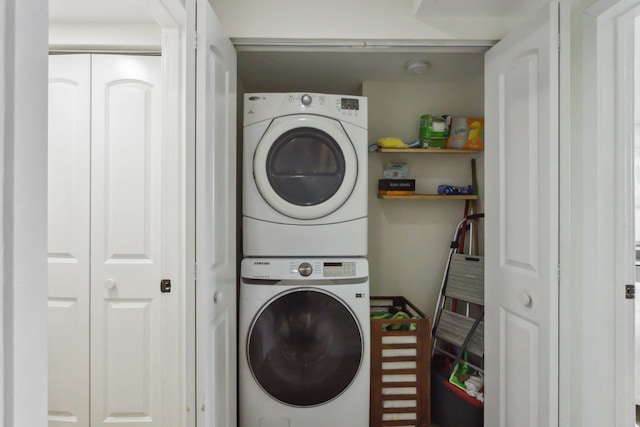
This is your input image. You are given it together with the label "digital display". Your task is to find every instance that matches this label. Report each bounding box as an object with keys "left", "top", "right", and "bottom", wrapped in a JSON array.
[
  {"left": 341, "top": 98, "right": 359, "bottom": 111},
  {"left": 324, "top": 262, "right": 343, "bottom": 267}
]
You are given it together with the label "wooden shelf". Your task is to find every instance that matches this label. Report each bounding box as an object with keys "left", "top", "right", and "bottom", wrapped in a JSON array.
[
  {"left": 375, "top": 147, "right": 481, "bottom": 201},
  {"left": 377, "top": 193, "right": 478, "bottom": 200},
  {"left": 376, "top": 148, "right": 482, "bottom": 154}
]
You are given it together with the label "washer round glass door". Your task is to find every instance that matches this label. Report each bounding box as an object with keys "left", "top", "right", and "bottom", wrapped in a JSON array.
[
  {"left": 247, "top": 288, "right": 363, "bottom": 407},
  {"left": 253, "top": 115, "right": 358, "bottom": 220}
]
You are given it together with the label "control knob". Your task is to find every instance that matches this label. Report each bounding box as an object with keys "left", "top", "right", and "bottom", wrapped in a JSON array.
[
  {"left": 301, "top": 94, "right": 312, "bottom": 106},
  {"left": 298, "top": 262, "right": 313, "bottom": 277}
]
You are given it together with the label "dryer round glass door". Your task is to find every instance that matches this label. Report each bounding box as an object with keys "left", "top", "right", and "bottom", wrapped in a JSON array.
[
  {"left": 253, "top": 115, "right": 358, "bottom": 220},
  {"left": 247, "top": 288, "right": 363, "bottom": 407}
]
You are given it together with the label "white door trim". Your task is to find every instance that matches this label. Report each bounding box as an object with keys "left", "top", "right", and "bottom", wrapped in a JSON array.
[
  {"left": 141, "top": 1, "right": 191, "bottom": 426},
  {"left": 557, "top": 2, "right": 572, "bottom": 427},
  {"left": 0, "top": 0, "right": 6, "bottom": 420},
  {"left": 582, "top": 1, "right": 640, "bottom": 425},
  {"left": 3, "top": 0, "right": 49, "bottom": 425},
  {"left": 184, "top": 2, "right": 197, "bottom": 423}
]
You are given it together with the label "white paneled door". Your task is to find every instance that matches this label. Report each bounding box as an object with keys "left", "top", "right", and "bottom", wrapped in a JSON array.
[
  {"left": 484, "top": 2, "right": 559, "bottom": 427},
  {"left": 193, "top": 0, "right": 238, "bottom": 425},
  {"left": 48, "top": 54, "right": 92, "bottom": 427},
  {"left": 90, "top": 54, "right": 167, "bottom": 427},
  {"left": 48, "top": 54, "right": 180, "bottom": 427}
]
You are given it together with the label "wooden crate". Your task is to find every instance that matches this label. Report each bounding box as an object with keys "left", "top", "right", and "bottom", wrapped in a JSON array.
[{"left": 370, "top": 296, "right": 431, "bottom": 427}]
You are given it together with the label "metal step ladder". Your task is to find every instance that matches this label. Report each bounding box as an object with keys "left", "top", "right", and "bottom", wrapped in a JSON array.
[{"left": 431, "top": 214, "right": 484, "bottom": 374}]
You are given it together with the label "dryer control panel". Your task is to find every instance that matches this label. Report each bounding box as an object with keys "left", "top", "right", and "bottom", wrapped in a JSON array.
[
  {"left": 243, "top": 92, "right": 367, "bottom": 128},
  {"left": 241, "top": 257, "right": 367, "bottom": 280}
]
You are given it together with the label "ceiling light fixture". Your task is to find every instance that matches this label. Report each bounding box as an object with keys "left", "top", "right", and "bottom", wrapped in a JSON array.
[{"left": 404, "top": 59, "right": 430, "bottom": 75}]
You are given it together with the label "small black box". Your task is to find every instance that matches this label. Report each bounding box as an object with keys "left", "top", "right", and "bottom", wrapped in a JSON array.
[{"left": 378, "top": 179, "right": 416, "bottom": 191}]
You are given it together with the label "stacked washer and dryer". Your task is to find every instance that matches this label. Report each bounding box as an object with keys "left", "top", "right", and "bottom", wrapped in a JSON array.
[{"left": 240, "top": 93, "right": 370, "bottom": 427}]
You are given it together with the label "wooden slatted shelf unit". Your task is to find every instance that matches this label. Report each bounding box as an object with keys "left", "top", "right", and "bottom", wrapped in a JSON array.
[{"left": 370, "top": 296, "right": 431, "bottom": 427}]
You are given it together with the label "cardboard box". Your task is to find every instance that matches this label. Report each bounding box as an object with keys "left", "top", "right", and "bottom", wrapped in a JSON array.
[
  {"left": 419, "top": 115, "right": 450, "bottom": 149},
  {"left": 447, "top": 117, "right": 484, "bottom": 150},
  {"left": 378, "top": 179, "right": 416, "bottom": 191}
]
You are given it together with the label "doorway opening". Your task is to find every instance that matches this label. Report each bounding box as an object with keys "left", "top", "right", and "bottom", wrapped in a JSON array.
[{"left": 46, "top": 1, "right": 188, "bottom": 426}]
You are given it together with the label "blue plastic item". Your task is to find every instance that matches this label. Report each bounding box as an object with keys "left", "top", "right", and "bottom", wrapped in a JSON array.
[{"left": 437, "top": 185, "right": 475, "bottom": 195}]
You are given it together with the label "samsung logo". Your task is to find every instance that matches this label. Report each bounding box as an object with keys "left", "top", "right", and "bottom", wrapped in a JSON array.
[{"left": 253, "top": 261, "right": 270, "bottom": 265}]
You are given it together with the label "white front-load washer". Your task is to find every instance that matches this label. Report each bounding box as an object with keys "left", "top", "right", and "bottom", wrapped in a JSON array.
[
  {"left": 239, "top": 257, "right": 370, "bottom": 427},
  {"left": 243, "top": 93, "right": 368, "bottom": 257}
]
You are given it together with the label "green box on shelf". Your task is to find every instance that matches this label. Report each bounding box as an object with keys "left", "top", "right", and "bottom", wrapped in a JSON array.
[
  {"left": 419, "top": 115, "right": 449, "bottom": 148},
  {"left": 423, "top": 138, "right": 447, "bottom": 149}
]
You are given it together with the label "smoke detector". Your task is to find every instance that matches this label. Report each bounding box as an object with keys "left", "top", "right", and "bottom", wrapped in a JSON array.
[{"left": 404, "top": 60, "right": 430, "bottom": 75}]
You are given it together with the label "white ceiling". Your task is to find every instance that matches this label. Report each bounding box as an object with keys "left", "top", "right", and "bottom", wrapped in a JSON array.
[
  {"left": 414, "top": 0, "right": 547, "bottom": 18},
  {"left": 237, "top": 50, "right": 486, "bottom": 96},
  {"left": 49, "top": 0, "right": 156, "bottom": 23},
  {"left": 50, "top": 0, "right": 545, "bottom": 25},
  {"left": 49, "top": 0, "right": 491, "bottom": 96}
]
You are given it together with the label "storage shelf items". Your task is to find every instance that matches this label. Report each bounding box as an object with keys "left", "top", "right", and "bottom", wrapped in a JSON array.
[{"left": 376, "top": 148, "right": 482, "bottom": 201}]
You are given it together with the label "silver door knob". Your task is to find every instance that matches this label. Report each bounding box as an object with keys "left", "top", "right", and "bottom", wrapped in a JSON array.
[{"left": 104, "top": 279, "right": 117, "bottom": 290}]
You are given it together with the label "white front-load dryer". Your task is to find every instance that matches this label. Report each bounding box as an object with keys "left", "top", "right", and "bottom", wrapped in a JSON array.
[
  {"left": 239, "top": 257, "right": 370, "bottom": 427},
  {"left": 243, "top": 93, "right": 368, "bottom": 257}
]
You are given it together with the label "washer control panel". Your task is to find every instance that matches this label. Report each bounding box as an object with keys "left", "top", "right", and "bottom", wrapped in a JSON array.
[
  {"left": 289, "top": 260, "right": 356, "bottom": 279},
  {"left": 288, "top": 260, "right": 357, "bottom": 278},
  {"left": 322, "top": 261, "right": 357, "bottom": 278},
  {"left": 241, "top": 258, "right": 365, "bottom": 280}
]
